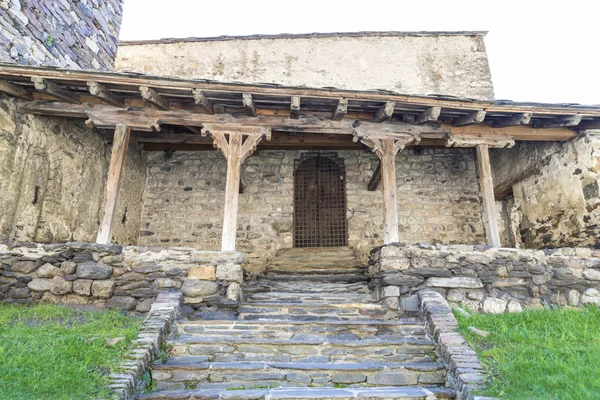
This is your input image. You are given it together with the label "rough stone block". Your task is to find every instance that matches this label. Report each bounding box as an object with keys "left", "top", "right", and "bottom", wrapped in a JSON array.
[
  {"left": 50, "top": 276, "right": 73, "bottom": 295},
  {"left": 181, "top": 280, "right": 219, "bottom": 297},
  {"left": 37, "top": 263, "right": 63, "bottom": 278},
  {"left": 583, "top": 268, "right": 600, "bottom": 281},
  {"left": 107, "top": 296, "right": 137, "bottom": 311},
  {"left": 153, "top": 278, "right": 175, "bottom": 288},
  {"left": 76, "top": 262, "right": 112, "bottom": 280},
  {"left": 399, "top": 294, "right": 420, "bottom": 311},
  {"left": 73, "top": 279, "right": 93, "bottom": 296},
  {"left": 581, "top": 288, "right": 600, "bottom": 305},
  {"left": 481, "top": 297, "right": 507, "bottom": 314},
  {"left": 506, "top": 300, "right": 523, "bottom": 313},
  {"left": 380, "top": 257, "right": 410, "bottom": 272},
  {"left": 427, "top": 277, "right": 483, "bottom": 289},
  {"left": 226, "top": 282, "right": 242, "bottom": 301},
  {"left": 568, "top": 289, "right": 580, "bottom": 306},
  {"left": 216, "top": 264, "right": 243, "bottom": 283},
  {"left": 447, "top": 289, "right": 466, "bottom": 302},
  {"left": 28, "top": 278, "right": 51, "bottom": 292},
  {"left": 135, "top": 298, "right": 154, "bottom": 313},
  {"left": 367, "top": 372, "right": 417, "bottom": 385},
  {"left": 91, "top": 280, "right": 115, "bottom": 298},
  {"left": 381, "top": 286, "right": 400, "bottom": 298},
  {"left": 188, "top": 265, "right": 216, "bottom": 280},
  {"left": 10, "top": 287, "right": 31, "bottom": 299},
  {"left": 331, "top": 372, "right": 366, "bottom": 384},
  {"left": 11, "top": 261, "right": 38, "bottom": 274},
  {"left": 60, "top": 261, "right": 77, "bottom": 275}
]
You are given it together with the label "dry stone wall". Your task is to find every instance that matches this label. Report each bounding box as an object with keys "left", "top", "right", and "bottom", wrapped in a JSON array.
[
  {"left": 0, "top": 0, "right": 123, "bottom": 70},
  {"left": 139, "top": 148, "right": 485, "bottom": 273},
  {"left": 0, "top": 95, "right": 146, "bottom": 245},
  {"left": 371, "top": 243, "right": 600, "bottom": 313},
  {"left": 0, "top": 242, "right": 243, "bottom": 311}
]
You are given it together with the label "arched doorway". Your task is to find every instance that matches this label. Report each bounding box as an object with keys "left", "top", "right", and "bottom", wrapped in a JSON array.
[{"left": 293, "top": 153, "right": 347, "bottom": 247}]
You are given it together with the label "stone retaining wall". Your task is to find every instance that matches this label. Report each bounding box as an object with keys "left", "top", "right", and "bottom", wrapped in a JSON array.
[
  {"left": 370, "top": 243, "right": 600, "bottom": 313},
  {"left": 0, "top": 242, "right": 243, "bottom": 311}
]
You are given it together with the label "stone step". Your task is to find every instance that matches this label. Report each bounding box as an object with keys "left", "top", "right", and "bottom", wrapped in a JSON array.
[
  {"left": 150, "top": 361, "right": 446, "bottom": 390},
  {"left": 238, "top": 302, "right": 391, "bottom": 321},
  {"left": 244, "top": 281, "right": 371, "bottom": 293},
  {"left": 138, "top": 386, "right": 456, "bottom": 399},
  {"left": 257, "top": 274, "right": 370, "bottom": 283},
  {"left": 244, "top": 292, "right": 375, "bottom": 304},
  {"left": 276, "top": 247, "right": 357, "bottom": 256},
  {"left": 177, "top": 319, "right": 427, "bottom": 339},
  {"left": 169, "top": 335, "right": 436, "bottom": 363},
  {"left": 266, "top": 268, "right": 366, "bottom": 276}
]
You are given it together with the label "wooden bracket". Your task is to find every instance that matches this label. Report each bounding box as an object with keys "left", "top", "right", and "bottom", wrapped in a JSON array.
[
  {"left": 0, "top": 80, "right": 32, "bottom": 100},
  {"left": 332, "top": 99, "right": 348, "bottom": 121},
  {"left": 32, "top": 77, "right": 80, "bottom": 104},
  {"left": 290, "top": 96, "right": 301, "bottom": 119},
  {"left": 192, "top": 89, "right": 214, "bottom": 114},
  {"left": 88, "top": 81, "right": 124, "bottom": 107},
  {"left": 140, "top": 86, "right": 170, "bottom": 110}
]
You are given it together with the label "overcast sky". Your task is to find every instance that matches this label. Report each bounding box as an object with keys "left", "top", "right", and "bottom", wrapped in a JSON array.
[{"left": 119, "top": 0, "right": 599, "bottom": 105}]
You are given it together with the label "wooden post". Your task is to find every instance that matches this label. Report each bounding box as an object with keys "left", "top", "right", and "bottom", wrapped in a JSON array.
[
  {"left": 381, "top": 139, "right": 399, "bottom": 244},
  {"left": 476, "top": 144, "right": 501, "bottom": 247},
  {"left": 96, "top": 124, "right": 130, "bottom": 244},
  {"left": 221, "top": 134, "right": 242, "bottom": 251}
]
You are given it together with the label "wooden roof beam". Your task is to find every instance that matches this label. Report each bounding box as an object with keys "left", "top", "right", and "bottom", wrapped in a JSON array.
[
  {"left": 88, "top": 81, "right": 124, "bottom": 108},
  {"left": 415, "top": 106, "right": 441, "bottom": 125},
  {"left": 578, "top": 120, "right": 600, "bottom": 130},
  {"left": 492, "top": 112, "right": 531, "bottom": 128},
  {"left": 192, "top": 89, "right": 214, "bottom": 114},
  {"left": 446, "top": 133, "right": 514, "bottom": 148},
  {"left": 332, "top": 98, "right": 348, "bottom": 121},
  {"left": 32, "top": 77, "right": 79, "bottom": 104},
  {"left": 140, "top": 86, "right": 170, "bottom": 110},
  {"left": 372, "top": 101, "right": 395, "bottom": 123},
  {"left": 453, "top": 110, "right": 486, "bottom": 127},
  {"left": 290, "top": 96, "right": 301, "bottom": 119},
  {"left": 242, "top": 93, "right": 256, "bottom": 117},
  {"left": 533, "top": 115, "right": 582, "bottom": 128},
  {"left": 0, "top": 80, "right": 32, "bottom": 100}
]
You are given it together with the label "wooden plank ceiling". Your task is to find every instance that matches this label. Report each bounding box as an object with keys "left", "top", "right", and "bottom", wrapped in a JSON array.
[{"left": 1, "top": 63, "right": 599, "bottom": 151}]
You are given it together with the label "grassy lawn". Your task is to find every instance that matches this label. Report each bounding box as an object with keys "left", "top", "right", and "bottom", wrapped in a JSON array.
[
  {"left": 455, "top": 306, "right": 600, "bottom": 400},
  {"left": 0, "top": 302, "right": 141, "bottom": 400}
]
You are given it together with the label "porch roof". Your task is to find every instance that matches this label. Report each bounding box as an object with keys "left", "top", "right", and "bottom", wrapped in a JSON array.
[{"left": 0, "top": 62, "right": 598, "bottom": 151}]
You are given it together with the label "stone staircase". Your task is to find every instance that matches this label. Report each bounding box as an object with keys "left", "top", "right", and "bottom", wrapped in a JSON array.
[{"left": 139, "top": 247, "right": 455, "bottom": 399}]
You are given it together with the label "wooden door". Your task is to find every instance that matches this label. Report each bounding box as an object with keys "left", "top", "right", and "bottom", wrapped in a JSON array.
[{"left": 293, "top": 153, "right": 347, "bottom": 247}]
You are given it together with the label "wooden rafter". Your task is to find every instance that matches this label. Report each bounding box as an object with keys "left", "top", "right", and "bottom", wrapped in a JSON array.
[
  {"left": 290, "top": 96, "right": 301, "bottom": 119},
  {"left": 0, "top": 80, "right": 32, "bottom": 100},
  {"left": 415, "top": 106, "right": 441, "bottom": 125},
  {"left": 453, "top": 110, "right": 486, "bottom": 127},
  {"left": 192, "top": 89, "right": 214, "bottom": 114},
  {"left": 242, "top": 93, "right": 256, "bottom": 117},
  {"left": 332, "top": 99, "right": 348, "bottom": 121},
  {"left": 533, "top": 115, "right": 582, "bottom": 128},
  {"left": 88, "top": 81, "right": 124, "bottom": 108},
  {"left": 372, "top": 101, "right": 395, "bottom": 123},
  {"left": 446, "top": 134, "right": 515, "bottom": 148},
  {"left": 32, "top": 77, "right": 79, "bottom": 103},
  {"left": 140, "top": 86, "right": 170, "bottom": 110},
  {"left": 492, "top": 112, "right": 531, "bottom": 128}
]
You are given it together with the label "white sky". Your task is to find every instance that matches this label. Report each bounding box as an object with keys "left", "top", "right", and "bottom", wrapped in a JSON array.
[{"left": 119, "top": 0, "right": 600, "bottom": 105}]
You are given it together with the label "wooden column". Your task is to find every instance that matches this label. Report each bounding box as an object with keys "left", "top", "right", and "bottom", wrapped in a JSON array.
[
  {"left": 206, "top": 126, "right": 269, "bottom": 251},
  {"left": 380, "top": 139, "right": 399, "bottom": 243},
  {"left": 96, "top": 124, "right": 130, "bottom": 244},
  {"left": 476, "top": 144, "right": 501, "bottom": 247}
]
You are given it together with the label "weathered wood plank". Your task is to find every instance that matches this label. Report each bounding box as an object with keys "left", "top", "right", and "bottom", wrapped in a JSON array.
[
  {"left": 32, "top": 77, "right": 79, "bottom": 103},
  {"left": 332, "top": 98, "right": 348, "bottom": 121},
  {"left": 492, "top": 112, "right": 531, "bottom": 128},
  {"left": 140, "top": 86, "right": 170, "bottom": 110},
  {"left": 0, "top": 80, "right": 32, "bottom": 100},
  {"left": 242, "top": 93, "right": 256, "bottom": 117},
  {"left": 578, "top": 120, "right": 600, "bottom": 130},
  {"left": 96, "top": 124, "right": 130, "bottom": 244},
  {"left": 88, "top": 81, "right": 124, "bottom": 107},
  {"left": 453, "top": 110, "right": 486, "bottom": 127},
  {"left": 532, "top": 115, "right": 582, "bottom": 128},
  {"left": 380, "top": 139, "right": 399, "bottom": 244},
  {"left": 192, "top": 89, "right": 214, "bottom": 114},
  {"left": 446, "top": 134, "right": 515, "bottom": 148},
  {"left": 476, "top": 144, "right": 501, "bottom": 247},
  {"left": 221, "top": 133, "right": 242, "bottom": 251},
  {"left": 372, "top": 101, "right": 395, "bottom": 123},
  {"left": 367, "top": 160, "right": 381, "bottom": 191},
  {"left": 415, "top": 106, "right": 441, "bottom": 125},
  {"left": 290, "top": 96, "right": 301, "bottom": 119}
]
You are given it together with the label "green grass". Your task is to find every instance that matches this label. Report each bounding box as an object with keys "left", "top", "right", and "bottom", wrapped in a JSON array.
[
  {"left": 0, "top": 302, "right": 141, "bottom": 400},
  {"left": 455, "top": 306, "right": 600, "bottom": 400}
]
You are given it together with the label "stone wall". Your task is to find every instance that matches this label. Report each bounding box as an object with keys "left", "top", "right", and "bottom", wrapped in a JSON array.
[
  {"left": 0, "top": 242, "right": 243, "bottom": 311},
  {"left": 116, "top": 32, "right": 494, "bottom": 100},
  {"left": 139, "top": 148, "right": 485, "bottom": 273},
  {"left": 491, "top": 132, "right": 600, "bottom": 249},
  {"left": 0, "top": 0, "right": 123, "bottom": 70},
  {"left": 370, "top": 243, "right": 600, "bottom": 313},
  {"left": 0, "top": 95, "right": 146, "bottom": 245}
]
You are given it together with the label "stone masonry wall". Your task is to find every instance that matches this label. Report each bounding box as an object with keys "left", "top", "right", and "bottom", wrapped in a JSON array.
[
  {"left": 0, "top": 95, "right": 146, "bottom": 245},
  {"left": 370, "top": 243, "right": 600, "bottom": 313},
  {"left": 139, "top": 148, "right": 485, "bottom": 274},
  {"left": 491, "top": 132, "right": 600, "bottom": 249},
  {"left": 0, "top": 242, "right": 243, "bottom": 311},
  {"left": 116, "top": 33, "right": 494, "bottom": 100},
  {"left": 0, "top": 0, "right": 124, "bottom": 70}
]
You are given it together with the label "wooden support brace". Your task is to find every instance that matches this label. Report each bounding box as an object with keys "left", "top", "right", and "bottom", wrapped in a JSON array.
[
  {"left": 453, "top": 110, "right": 486, "bottom": 127},
  {"left": 373, "top": 101, "right": 395, "bottom": 123},
  {"left": 290, "top": 96, "right": 301, "bottom": 119},
  {"left": 533, "top": 115, "right": 582, "bottom": 128},
  {"left": 32, "top": 77, "right": 80, "bottom": 104},
  {"left": 368, "top": 160, "right": 381, "bottom": 191},
  {"left": 476, "top": 144, "right": 501, "bottom": 247},
  {"left": 332, "top": 99, "right": 348, "bottom": 121},
  {"left": 192, "top": 89, "right": 214, "bottom": 114},
  {"left": 96, "top": 124, "right": 131, "bottom": 244},
  {"left": 415, "top": 106, "right": 441, "bottom": 125},
  {"left": 242, "top": 93, "right": 256, "bottom": 117},
  {"left": 0, "top": 80, "right": 32, "bottom": 100},
  {"left": 140, "top": 86, "right": 170, "bottom": 110},
  {"left": 493, "top": 112, "right": 531, "bottom": 128},
  {"left": 88, "top": 81, "right": 124, "bottom": 107}
]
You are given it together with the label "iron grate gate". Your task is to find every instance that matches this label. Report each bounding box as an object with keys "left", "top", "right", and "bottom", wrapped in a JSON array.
[{"left": 293, "top": 153, "right": 347, "bottom": 247}]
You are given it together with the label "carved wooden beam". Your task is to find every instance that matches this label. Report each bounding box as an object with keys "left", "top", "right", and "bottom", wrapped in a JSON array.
[
  {"left": 446, "top": 134, "right": 514, "bottom": 148},
  {"left": 332, "top": 98, "right": 348, "bottom": 121},
  {"left": 372, "top": 101, "right": 395, "bottom": 123},
  {"left": 242, "top": 93, "right": 256, "bottom": 117},
  {"left": 415, "top": 106, "right": 441, "bottom": 125},
  {"left": 192, "top": 89, "right": 214, "bottom": 114},
  {"left": 533, "top": 115, "right": 582, "bottom": 128},
  {"left": 367, "top": 160, "right": 381, "bottom": 191},
  {"left": 140, "top": 86, "right": 170, "bottom": 110},
  {"left": 492, "top": 112, "right": 531, "bottom": 128},
  {"left": 290, "top": 96, "right": 301, "bottom": 119},
  {"left": 0, "top": 80, "right": 32, "bottom": 100},
  {"left": 32, "top": 77, "right": 79, "bottom": 103},
  {"left": 87, "top": 81, "right": 124, "bottom": 107},
  {"left": 453, "top": 110, "right": 486, "bottom": 127}
]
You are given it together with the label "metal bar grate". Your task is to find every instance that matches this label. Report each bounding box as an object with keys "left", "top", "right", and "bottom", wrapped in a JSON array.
[{"left": 293, "top": 153, "right": 347, "bottom": 247}]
